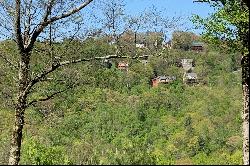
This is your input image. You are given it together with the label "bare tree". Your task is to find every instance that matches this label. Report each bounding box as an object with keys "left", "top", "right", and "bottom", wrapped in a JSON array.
[
  {"left": 126, "top": 12, "right": 148, "bottom": 45},
  {"left": 0, "top": 0, "right": 187, "bottom": 164},
  {"left": 0, "top": 0, "right": 96, "bottom": 164},
  {"left": 0, "top": 2, "right": 153, "bottom": 164},
  {"left": 99, "top": 0, "right": 125, "bottom": 43}
]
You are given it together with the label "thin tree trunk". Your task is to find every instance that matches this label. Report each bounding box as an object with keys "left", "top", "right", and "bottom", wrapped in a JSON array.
[
  {"left": 134, "top": 32, "right": 137, "bottom": 44},
  {"left": 9, "top": 52, "right": 30, "bottom": 165},
  {"left": 242, "top": 55, "right": 249, "bottom": 165}
]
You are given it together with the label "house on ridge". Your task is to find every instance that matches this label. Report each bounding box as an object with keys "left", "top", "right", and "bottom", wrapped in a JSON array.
[
  {"left": 152, "top": 76, "right": 176, "bottom": 87},
  {"left": 191, "top": 41, "right": 204, "bottom": 51},
  {"left": 118, "top": 61, "right": 129, "bottom": 71},
  {"left": 183, "top": 72, "right": 198, "bottom": 85}
]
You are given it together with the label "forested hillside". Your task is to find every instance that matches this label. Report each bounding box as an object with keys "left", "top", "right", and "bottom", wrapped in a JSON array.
[
  {"left": 1, "top": 0, "right": 249, "bottom": 165},
  {"left": 0, "top": 38, "right": 243, "bottom": 164}
]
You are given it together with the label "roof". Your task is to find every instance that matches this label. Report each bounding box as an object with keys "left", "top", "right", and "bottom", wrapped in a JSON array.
[
  {"left": 157, "top": 76, "right": 176, "bottom": 81},
  {"left": 191, "top": 41, "right": 204, "bottom": 47},
  {"left": 185, "top": 73, "right": 197, "bottom": 79},
  {"left": 181, "top": 59, "right": 193, "bottom": 63},
  {"left": 118, "top": 61, "right": 128, "bottom": 67}
]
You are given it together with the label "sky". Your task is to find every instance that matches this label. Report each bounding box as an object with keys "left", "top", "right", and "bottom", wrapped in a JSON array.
[
  {"left": 124, "top": 0, "right": 215, "bottom": 37},
  {"left": 0, "top": 0, "right": 216, "bottom": 41},
  {"left": 125, "top": 0, "right": 214, "bottom": 17}
]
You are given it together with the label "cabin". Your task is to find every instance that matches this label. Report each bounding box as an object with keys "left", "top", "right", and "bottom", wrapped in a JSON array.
[
  {"left": 152, "top": 76, "right": 176, "bottom": 87},
  {"left": 136, "top": 43, "right": 145, "bottom": 48},
  {"left": 181, "top": 59, "right": 194, "bottom": 71},
  {"left": 163, "top": 40, "right": 172, "bottom": 49},
  {"left": 191, "top": 42, "right": 204, "bottom": 51},
  {"left": 118, "top": 61, "right": 129, "bottom": 71},
  {"left": 183, "top": 72, "right": 198, "bottom": 85}
]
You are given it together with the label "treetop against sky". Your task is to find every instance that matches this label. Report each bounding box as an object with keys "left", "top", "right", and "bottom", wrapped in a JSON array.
[
  {"left": 0, "top": 0, "right": 214, "bottom": 41},
  {"left": 125, "top": 0, "right": 214, "bottom": 32}
]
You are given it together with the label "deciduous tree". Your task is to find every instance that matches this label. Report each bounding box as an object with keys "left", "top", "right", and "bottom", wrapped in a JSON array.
[
  {"left": 193, "top": 0, "right": 249, "bottom": 164},
  {"left": 0, "top": 0, "right": 96, "bottom": 164}
]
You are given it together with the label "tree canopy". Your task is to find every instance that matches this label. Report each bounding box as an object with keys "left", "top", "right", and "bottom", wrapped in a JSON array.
[{"left": 192, "top": 0, "right": 249, "bottom": 54}]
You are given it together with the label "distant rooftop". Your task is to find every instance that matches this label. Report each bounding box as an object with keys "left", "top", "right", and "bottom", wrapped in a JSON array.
[
  {"left": 185, "top": 73, "right": 197, "bottom": 79},
  {"left": 181, "top": 59, "right": 193, "bottom": 63},
  {"left": 157, "top": 76, "right": 176, "bottom": 80},
  {"left": 191, "top": 41, "right": 204, "bottom": 47}
]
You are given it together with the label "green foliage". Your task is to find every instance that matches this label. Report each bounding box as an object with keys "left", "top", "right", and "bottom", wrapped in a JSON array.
[
  {"left": 192, "top": 0, "right": 249, "bottom": 54},
  {"left": 171, "top": 31, "right": 200, "bottom": 51},
  {"left": 21, "top": 138, "right": 71, "bottom": 165},
  {"left": 0, "top": 37, "right": 243, "bottom": 165}
]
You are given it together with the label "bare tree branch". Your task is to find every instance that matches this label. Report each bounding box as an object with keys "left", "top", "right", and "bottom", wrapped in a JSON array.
[
  {"left": 49, "top": 0, "right": 94, "bottom": 23},
  {"left": 27, "top": 88, "right": 68, "bottom": 107},
  {"left": 23, "top": 0, "right": 34, "bottom": 46},
  {"left": 26, "top": 0, "right": 94, "bottom": 52},
  {"left": 22, "top": 54, "right": 149, "bottom": 98},
  {"left": 192, "top": 0, "right": 242, "bottom": 6},
  {"left": 15, "top": 0, "right": 24, "bottom": 51}
]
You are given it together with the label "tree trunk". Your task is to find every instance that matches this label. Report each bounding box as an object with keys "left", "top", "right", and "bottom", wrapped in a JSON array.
[
  {"left": 9, "top": 52, "right": 30, "bottom": 165},
  {"left": 134, "top": 32, "right": 137, "bottom": 45},
  {"left": 242, "top": 55, "right": 249, "bottom": 165},
  {"left": 8, "top": 107, "right": 25, "bottom": 165}
]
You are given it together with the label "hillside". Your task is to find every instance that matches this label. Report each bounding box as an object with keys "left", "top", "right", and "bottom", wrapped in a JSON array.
[{"left": 0, "top": 39, "right": 244, "bottom": 165}]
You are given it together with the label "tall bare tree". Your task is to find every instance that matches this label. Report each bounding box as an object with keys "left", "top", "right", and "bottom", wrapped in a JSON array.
[
  {"left": 0, "top": 0, "right": 96, "bottom": 164},
  {"left": 99, "top": 0, "right": 125, "bottom": 43},
  {"left": 0, "top": 1, "right": 153, "bottom": 164},
  {"left": 126, "top": 12, "right": 148, "bottom": 45}
]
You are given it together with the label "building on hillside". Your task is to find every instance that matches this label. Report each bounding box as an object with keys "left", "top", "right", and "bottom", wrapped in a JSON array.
[
  {"left": 152, "top": 76, "right": 176, "bottom": 87},
  {"left": 162, "top": 40, "right": 172, "bottom": 50},
  {"left": 183, "top": 72, "right": 198, "bottom": 85},
  {"left": 165, "top": 40, "right": 172, "bottom": 49},
  {"left": 181, "top": 59, "right": 194, "bottom": 71},
  {"left": 118, "top": 61, "right": 129, "bottom": 71},
  {"left": 191, "top": 41, "right": 204, "bottom": 51},
  {"left": 136, "top": 43, "right": 145, "bottom": 48}
]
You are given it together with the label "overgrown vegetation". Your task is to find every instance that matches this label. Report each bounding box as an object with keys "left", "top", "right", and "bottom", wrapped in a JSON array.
[
  {"left": 0, "top": 37, "right": 243, "bottom": 164},
  {"left": 0, "top": 0, "right": 248, "bottom": 164}
]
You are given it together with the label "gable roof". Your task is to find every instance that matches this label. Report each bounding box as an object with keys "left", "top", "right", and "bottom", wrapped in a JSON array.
[{"left": 185, "top": 73, "right": 197, "bottom": 79}]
